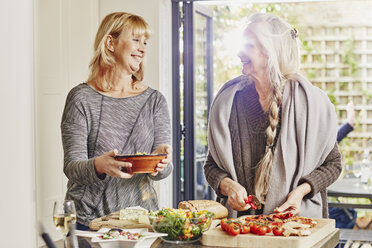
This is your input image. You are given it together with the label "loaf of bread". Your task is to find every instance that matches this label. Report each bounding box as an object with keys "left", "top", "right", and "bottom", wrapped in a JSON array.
[{"left": 178, "top": 200, "right": 228, "bottom": 219}]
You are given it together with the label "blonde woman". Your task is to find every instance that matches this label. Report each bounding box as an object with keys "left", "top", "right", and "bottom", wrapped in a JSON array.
[
  {"left": 61, "top": 12, "right": 172, "bottom": 230},
  {"left": 205, "top": 13, "right": 341, "bottom": 218}
]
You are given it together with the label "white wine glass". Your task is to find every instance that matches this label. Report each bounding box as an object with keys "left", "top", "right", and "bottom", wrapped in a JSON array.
[{"left": 53, "top": 200, "right": 77, "bottom": 248}]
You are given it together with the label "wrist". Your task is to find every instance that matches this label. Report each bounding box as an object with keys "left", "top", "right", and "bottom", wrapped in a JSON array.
[
  {"left": 94, "top": 157, "right": 104, "bottom": 175},
  {"left": 219, "top": 177, "right": 233, "bottom": 196},
  {"left": 296, "top": 182, "right": 312, "bottom": 197}
]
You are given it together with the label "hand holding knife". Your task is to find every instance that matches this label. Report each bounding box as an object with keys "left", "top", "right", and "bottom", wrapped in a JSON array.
[{"left": 244, "top": 195, "right": 262, "bottom": 210}]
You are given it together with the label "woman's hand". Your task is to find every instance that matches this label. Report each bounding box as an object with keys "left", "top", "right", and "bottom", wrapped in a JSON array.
[
  {"left": 274, "top": 182, "right": 312, "bottom": 216},
  {"left": 94, "top": 149, "right": 133, "bottom": 179},
  {"left": 220, "top": 178, "right": 250, "bottom": 211},
  {"left": 150, "top": 144, "right": 172, "bottom": 176}
]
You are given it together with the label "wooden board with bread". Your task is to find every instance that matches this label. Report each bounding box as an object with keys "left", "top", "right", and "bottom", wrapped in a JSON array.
[
  {"left": 89, "top": 200, "right": 227, "bottom": 231},
  {"left": 89, "top": 201, "right": 226, "bottom": 231},
  {"left": 89, "top": 207, "right": 151, "bottom": 231}
]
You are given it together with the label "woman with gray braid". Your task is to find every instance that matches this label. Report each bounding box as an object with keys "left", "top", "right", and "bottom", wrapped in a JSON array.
[{"left": 204, "top": 13, "right": 341, "bottom": 218}]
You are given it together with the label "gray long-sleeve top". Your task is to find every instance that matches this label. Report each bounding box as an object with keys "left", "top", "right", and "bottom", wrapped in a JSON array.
[
  {"left": 204, "top": 83, "right": 342, "bottom": 218},
  {"left": 61, "top": 83, "right": 172, "bottom": 226}
]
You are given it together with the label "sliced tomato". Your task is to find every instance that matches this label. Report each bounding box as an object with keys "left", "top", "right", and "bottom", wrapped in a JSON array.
[
  {"left": 285, "top": 212, "right": 294, "bottom": 219},
  {"left": 272, "top": 212, "right": 293, "bottom": 220},
  {"left": 271, "top": 221, "right": 283, "bottom": 226},
  {"left": 249, "top": 203, "right": 257, "bottom": 209}
]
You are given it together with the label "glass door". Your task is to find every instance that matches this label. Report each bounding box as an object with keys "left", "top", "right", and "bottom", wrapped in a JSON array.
[
  {"left": 172, "top": 1, "right": 214, "bottom": 206},
  {"left": 193, "top": 5, "right": 214, "bottom": 200}
]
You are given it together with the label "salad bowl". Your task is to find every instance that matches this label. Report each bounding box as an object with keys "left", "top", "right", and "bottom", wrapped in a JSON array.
[{"left": 148, "top": 208, "right": 214, "bottom": 244}]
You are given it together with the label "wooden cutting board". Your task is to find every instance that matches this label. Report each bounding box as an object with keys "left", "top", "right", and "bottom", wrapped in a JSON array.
[
  {"left": 89, "top": 211, "right": 151, "bottom": 231},
  {"left": 201, "top": 218, "right": 335, "bottom": 248}
]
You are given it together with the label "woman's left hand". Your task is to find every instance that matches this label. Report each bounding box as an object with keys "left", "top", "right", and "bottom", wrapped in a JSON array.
[
  {"left": 150, "top": 144, "right": 172, "bottom": 176},
  {"left": 274, "top": 182, "right": 312, "bottom": 216}
]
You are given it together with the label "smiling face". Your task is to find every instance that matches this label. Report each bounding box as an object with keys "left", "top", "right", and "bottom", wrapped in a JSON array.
[
  {"left": 237, "top": 31, "right": 268, "bottom": 81},
  {"left": 111, "top": 29, "right": 147, "bottom": 75}
]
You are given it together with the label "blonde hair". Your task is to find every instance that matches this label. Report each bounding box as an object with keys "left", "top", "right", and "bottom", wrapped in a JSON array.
[
  {"left": 245, "top": 13, "right": 301, "bottom": 203},
  {"left": 88, "top": 12, "right": 151, "bottom": 91}
]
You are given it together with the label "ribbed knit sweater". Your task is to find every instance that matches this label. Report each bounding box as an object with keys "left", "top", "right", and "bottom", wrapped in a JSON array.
[
  {"left": 204, "top": 83, "right": 342, "bottom": 218},
  {"left": 61, "top": 83, "right": 172, "bottom": 226}
]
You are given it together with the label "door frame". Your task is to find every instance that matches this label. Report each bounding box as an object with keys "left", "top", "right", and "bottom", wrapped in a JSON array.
[{"left": 172, "top": 0, "right": 214, "bottom": 206}]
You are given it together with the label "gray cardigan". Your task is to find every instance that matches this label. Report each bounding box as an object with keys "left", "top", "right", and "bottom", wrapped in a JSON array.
[{"left": 61, "top": 83, "right": 172, "bottom": 226}]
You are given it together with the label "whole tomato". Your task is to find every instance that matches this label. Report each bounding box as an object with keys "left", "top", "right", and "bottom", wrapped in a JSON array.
[
  {"left": 249, "top": 222, "right": 258, "bottom": 234},
  {"left": 220, "top": 218, "right": 228, "bottom": 231},
  {"left": 227, "top": 223, "right": 240, "bottom": 236},
  {"left": 224, "top": 222, "right": 233, "bottom": 233},
  {"left": 256, "top": 225, "right": 268, "bottom": 236},
  {"left": 240, "top": 224, "right": 250, "bottom": 234},
  {"left": 273, "top": 226, "right": 285, "bottom": 236}
]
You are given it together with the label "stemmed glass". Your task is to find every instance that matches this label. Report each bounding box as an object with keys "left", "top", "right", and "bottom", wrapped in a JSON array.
[{"left": 53, "top": 200, "right": 77, "bottom": 248}]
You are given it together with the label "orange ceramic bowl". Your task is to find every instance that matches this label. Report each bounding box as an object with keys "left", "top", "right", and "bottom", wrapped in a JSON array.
[{"left": 115, "top": 154, "right": 167, "bottom": 174}]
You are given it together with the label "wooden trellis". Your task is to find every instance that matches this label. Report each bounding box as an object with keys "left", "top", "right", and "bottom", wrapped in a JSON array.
[{"left": 300, "top": 25, "right": 372, "bottom": 161}]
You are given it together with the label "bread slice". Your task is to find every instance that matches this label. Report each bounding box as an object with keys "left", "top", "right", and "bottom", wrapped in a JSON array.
[{"left": 178, "top": 200, "right": 228, "bottom": 219}]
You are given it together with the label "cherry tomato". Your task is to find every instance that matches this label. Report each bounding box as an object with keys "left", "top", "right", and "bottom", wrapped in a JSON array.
[
  {"left": 224, "top": 222, "right": 233, "bottom": 233},
  {"left": 221, "top": 218, "right": 228, "bottom": 231},
  {"left": 256, "top": 225, "right": 268, "bottom": 236},
  {"left": 249, "top": 222, "right": 258, "bottom": 234},
  {"left": 273, "top": 226, "right": 285, "bottom": 236},
  {"left": 265, "top": 225, "right": 271, "bottom": 233},
  {"left": 240, "top": 224, "right": 250, "bottom": 234},
  {"left": 227, "top": 223, "right": 240, "bottom": 236}
]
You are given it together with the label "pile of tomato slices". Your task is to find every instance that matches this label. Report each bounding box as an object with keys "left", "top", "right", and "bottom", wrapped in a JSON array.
[{"left": 220, "top": 212, "right": 294, "bottom": 237}]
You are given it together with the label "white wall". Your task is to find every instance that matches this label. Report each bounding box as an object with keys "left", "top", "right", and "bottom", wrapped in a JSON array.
[
  {"left": 0, "top": 0, "right": 36, "bottom": 247},
  {"left": 35, "top": 0, "right": 99, "bottom": 245},
  {"left": 99, "top": 0, "right": 173, "bottom": 208}
]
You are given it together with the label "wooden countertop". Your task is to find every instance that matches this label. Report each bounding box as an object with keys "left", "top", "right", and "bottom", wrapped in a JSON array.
[{"left": 41, "top": 229, "right": 339, "bottom": 248}]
